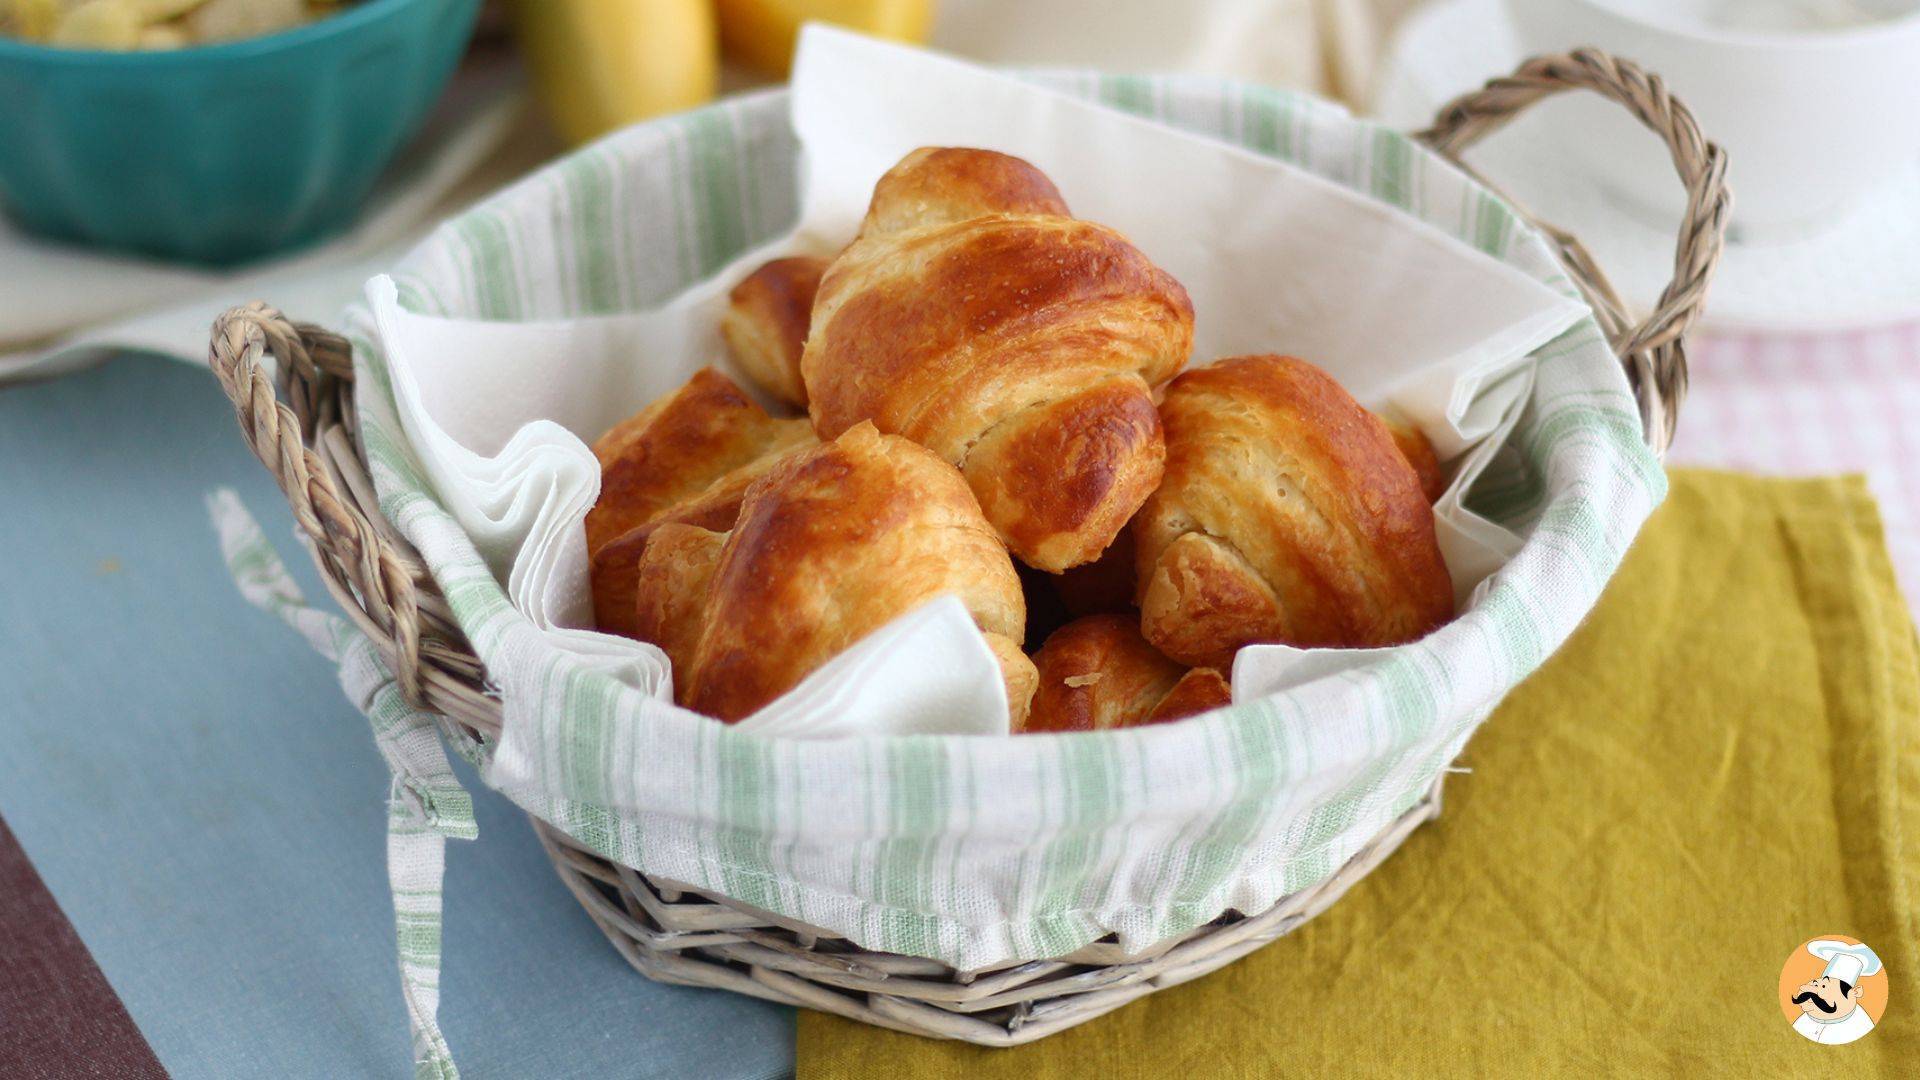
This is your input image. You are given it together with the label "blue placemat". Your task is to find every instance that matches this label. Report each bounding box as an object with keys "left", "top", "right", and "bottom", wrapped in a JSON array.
[{"left": 0, "top": 355, "right": 795, "bottom": 1079}]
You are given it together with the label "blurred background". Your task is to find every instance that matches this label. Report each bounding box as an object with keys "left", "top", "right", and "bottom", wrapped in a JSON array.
[
  {"left": 7, "top": 1, "right": 1917, "bottom": 361},
  {"left": 0, "top": 0, "right": 1430, "bottom": 379},
  {"left": 9, "top": 0, "right": 1918, "bottom": 588}
]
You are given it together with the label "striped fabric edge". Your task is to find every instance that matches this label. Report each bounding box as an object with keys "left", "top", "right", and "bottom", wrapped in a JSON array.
[
  {"left": 208, "top": 491, "right": 474, "bottom": 1079},
  {"left": 328, "top": 75, "right": 1665, "bottom": 969}
]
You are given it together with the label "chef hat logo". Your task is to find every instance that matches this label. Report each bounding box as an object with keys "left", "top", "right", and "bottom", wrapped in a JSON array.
[
  {"left": 1778, "top": 936, "right": 1888, "bottom": 1046},
  {"left": 1809, "top": 940, "right": 1881, "bottom": 987}
]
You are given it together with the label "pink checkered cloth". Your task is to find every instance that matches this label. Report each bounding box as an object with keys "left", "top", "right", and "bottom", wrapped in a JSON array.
[{"left": 1670, "top": 321, "right": 1920, "bottom": 610}]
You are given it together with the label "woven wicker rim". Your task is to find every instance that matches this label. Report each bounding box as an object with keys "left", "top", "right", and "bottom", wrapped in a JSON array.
[{"left": 208, "top": 50, "right": 1728, "bottom": 1044}]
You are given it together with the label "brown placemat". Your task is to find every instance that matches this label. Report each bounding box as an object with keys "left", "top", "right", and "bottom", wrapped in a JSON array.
[{"left": 0, "top": 814, "right": 166, "bottom": 1079}]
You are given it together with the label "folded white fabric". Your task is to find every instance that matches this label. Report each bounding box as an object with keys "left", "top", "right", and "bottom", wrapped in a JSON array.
[{"left": 364, "top": 28, "right": 1585, "bottom": 739}]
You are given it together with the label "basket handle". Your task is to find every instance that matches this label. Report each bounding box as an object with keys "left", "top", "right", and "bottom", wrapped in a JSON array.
[
  {"left": 1415, "top": 48, "right": 1731, "bottom": 456},
  {"left": 208, "top": 302, "right": 429, "bottom": 706}
]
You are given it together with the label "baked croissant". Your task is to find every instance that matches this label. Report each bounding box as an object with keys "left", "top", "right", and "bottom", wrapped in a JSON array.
[
  {"left": 1150, "top": 668, "right": 1235, "bottom": 725},
  {"left": 1378, "top": 411, "right": 1445, "bottom": 502},
  {"left": 1022, "top": 615, "right": 1231, "bottom": 733},
  {"left": 585, "top": 368, "right": 814, "bottom": 637},
  {"left": 720, "top": 146, "right": 1073, "bottom": 406},
  {"left": 1135, "top": 355, "right": 1454, "bottom": 669},
  {"left": 856, "top": 146, "right": 1071, "bottom": 237},
  {"left": 631, "top": 522, "right": 728, "bottom": 701},
  {"left": 633, "top": 421, "right": 1036, "bottom": 724},
  {"left": 803, "top": 147, "right": 1194, "bottom": 573},
  {"left": 721, "top": 255, "right": 830, "bottom": 408}
]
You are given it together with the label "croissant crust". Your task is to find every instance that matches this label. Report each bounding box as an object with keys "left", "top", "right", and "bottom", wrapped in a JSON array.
[
  {"left": 1022, "top": 615, "right": 1229, "bottom": 733},
  {"left": 1135, "top": 354, "right": 1453, "bottom": 668},
  {"left": 721, "top": 255, "right": 829, "bottom": 407},
  {"left": 585, "top": 368, "right": 813, "bottom": 636},
  {"left": 804, "top": 149, "right": 1193, "bottom": 571},
  {"left": 857, "top": 146, "right": 1071, "bottom": 238},
  {"left": 653, "top": 422, "right": 1035, "bottom": 724}
]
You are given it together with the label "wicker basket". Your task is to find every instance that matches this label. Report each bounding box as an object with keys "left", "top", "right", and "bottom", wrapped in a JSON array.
[{"left": 208, "top": 50, "right": 1726, "bottom": 1047}]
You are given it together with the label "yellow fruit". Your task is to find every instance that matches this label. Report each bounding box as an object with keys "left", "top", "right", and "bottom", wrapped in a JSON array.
[
  {"left": 5, "top": 0, "right": 65, "bottom": 40},
  {"left": 138, "top": 22, "right": 189, "bottom": 48},
  {"left": 51, "top": 0, "right": 144, "bottom": 49},
  {"left": 717, "top": 0, "right": 933, "bottom": 77},
  {"left": 184, "top": 0, "right": 306, "bottom": 43},
  {"left": 133, "top": 0, "right": 213, "bottom": 20},
  {"left": 510, "top": 0, "right": 718, "bottom": 146}
]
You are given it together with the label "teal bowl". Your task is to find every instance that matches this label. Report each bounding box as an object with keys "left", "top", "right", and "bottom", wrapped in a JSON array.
[{"left": 0, "top": 0, "right": 481, "bottom": 265}]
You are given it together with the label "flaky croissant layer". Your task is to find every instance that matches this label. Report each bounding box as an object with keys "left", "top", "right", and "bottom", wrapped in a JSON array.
[
  {"left": 635, "top": 421, "right": 1036, "bottom": 725},
  {"left": 1021, "top": 615, "right": 1232, "bottom": 734},
  {"left": 720, "top": 255, "right": 829, "bottom": 409},
  {"left": 586, "top": 368, "right": 815, "bottom": 638},
  {"left": 1135, "top": 354, "right": 1454, "bottom": 668},
  {"left": 801, "top": 147, "right": 1194, "bottom": 573}
]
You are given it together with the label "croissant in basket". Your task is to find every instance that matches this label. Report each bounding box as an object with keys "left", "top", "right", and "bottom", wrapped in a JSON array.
[
  {"left": 1134, "top": 354, "right": 1454, "bottom": 669},
  {"left": 633, "top": 421, "right": 1036, "bottom": 724},
  {"left": 1378, "top": 410, "right": 1446, "bottom": 502},
  {"left": 1047, "top": 405, "right": 1441, "bottom": 617},
  {"left": 802, "top": 147, "right": 1195, "bottom": 573},
  {"left": 585, "top": 368, "right": 815, "bottom": 637},
  {"left": 720, "top": 255, "right": 831, "bottom": 408},
  {"left": 1022, "top": 615, "right": 1232, "bottom": 734}
]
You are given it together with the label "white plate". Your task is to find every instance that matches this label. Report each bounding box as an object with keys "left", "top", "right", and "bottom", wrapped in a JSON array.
[{"left": 1374, "top": 0, "right": 1920, "bottom": 333}]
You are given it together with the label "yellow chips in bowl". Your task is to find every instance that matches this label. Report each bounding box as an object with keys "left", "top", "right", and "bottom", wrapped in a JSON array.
[{"left": 4, "top": 0, "right": 346, "bottom": 49}]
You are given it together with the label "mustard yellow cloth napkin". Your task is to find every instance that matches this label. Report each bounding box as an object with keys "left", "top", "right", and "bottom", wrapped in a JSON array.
[{"left": 798, "top": 471, "right": 1920, "bottom": 1075}]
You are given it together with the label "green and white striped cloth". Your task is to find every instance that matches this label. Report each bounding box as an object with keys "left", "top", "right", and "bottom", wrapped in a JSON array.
[
  {"left": 211, "top": 491, "right": 473, "bottom": 1079},
  {"left": 289, "top": 72, "right": 1661, "bottom": 994}
]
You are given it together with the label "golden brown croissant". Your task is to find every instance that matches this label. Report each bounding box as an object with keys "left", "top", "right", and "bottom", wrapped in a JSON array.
[
  {"left": 720, "top": 255, "right": 830, "bottom": 408},
  {"left": 585, "top": 368, "right": 814, "bottom": 637},
  {"left": 719, "top": 146, "right": 1066, "bottom": 406},
  {"left": 856, "top": 146, "right": 1070, "bottom": 237},
  {"left": 634, "top": 421, "right": 1035, "bottom": 724},
  {"left": 1146, "top": 667, "right": 1234, "bottom": 725},
  {"left": 631, "top": 522, "right": 728, "bottom": 701},
  {"left": 1135, "top": 355, "right": 1454, "bottom": 669},
  {"left": 1021, "top": 615, "right": 1230, "bottom": 733},
  {"left": 803, "top": 147, "right": 1194, "bottom": 573},
  {"left": 1377, "top": 411, "right": 1445, "bottom": 502},
  {"left": 590, "top": 444, "right": 806, "bottom": 641}
]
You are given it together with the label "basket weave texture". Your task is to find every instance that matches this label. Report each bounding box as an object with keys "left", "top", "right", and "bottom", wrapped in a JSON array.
[{"left": 209, "top": 50, "right": 1725, "bottom": 1045}]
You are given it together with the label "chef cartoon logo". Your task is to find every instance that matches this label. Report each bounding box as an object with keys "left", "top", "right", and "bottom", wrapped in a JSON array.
[{"left": 1778, "top": 937, "right": 1887, "bottom": 1045}]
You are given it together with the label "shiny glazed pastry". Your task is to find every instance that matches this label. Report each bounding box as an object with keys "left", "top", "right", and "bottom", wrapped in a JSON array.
[
  {"left": 1135, "top": 354, "right": 1454, "bottom": 669},
  {"left": 720, "top": 254, "right": 830, "bottom": 407},
  {"left": 585, "top": 368, "right": 814, "bottom": 636},
  {"left": 633, "top": 421, "right": 1036, "bottom": 724},
  {"left": 1021, "top": 615, "right": 1231, "bottom": 733},
  {"left": 802, "top": 147, "right": 1194, "bottom": 573},
  {"left": 855, "top": 145, "right": 1071, "bottom": 236}
]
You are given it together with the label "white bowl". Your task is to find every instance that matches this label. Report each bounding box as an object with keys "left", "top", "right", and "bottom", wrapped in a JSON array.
[{"left": 1505, "top": 0, "right": 1920, "bottom": 241}]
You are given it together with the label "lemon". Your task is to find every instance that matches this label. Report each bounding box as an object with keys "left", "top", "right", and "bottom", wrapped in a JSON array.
[
  {"left": 510, "top": 0, "right": 719, "bottom": 146},
  {"left": 717, "top": 0, "right": 934, "bottom": 77}
]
